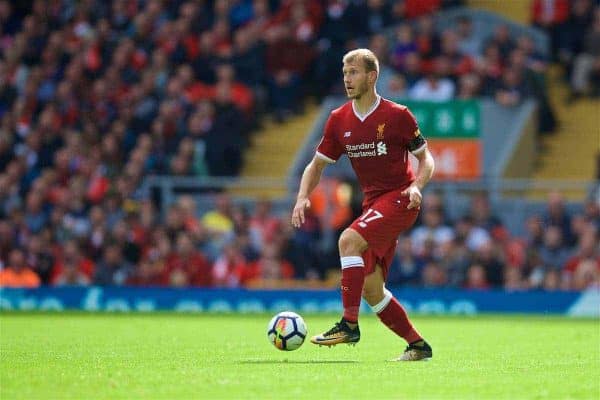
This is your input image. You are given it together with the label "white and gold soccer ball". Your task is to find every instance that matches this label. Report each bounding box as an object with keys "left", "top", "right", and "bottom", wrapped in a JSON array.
[{"left": 267, "top": 311, "right": 307, "bottom": 351}]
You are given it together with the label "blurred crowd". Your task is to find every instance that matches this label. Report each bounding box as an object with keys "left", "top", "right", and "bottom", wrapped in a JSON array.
[
  {"left": 1, "top": 182, "right": 599, "bottom": 291},
  {"left": 388, "top": 191, "right": 599, "bottom": 292},
  {"left": 0, "top": 0, "right": 599, "bottom": 291},
  {"left": 531, "top": 0, "right": 600, "bottom": 100}
]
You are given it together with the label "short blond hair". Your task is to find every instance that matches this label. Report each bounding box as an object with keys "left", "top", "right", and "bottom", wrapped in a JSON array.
[{"left": 342, "top": 48, "right": 379, "bottom": 76}]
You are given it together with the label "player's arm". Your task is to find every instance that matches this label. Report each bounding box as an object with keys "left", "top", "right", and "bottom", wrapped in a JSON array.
[
  {"left": 402, "top": 122, "right": 435, "bottom": 209},
  {"left": 291, "top": 155, "right": 329, "bottom": 228},
  {"left": 412, "top": 147, "right": 435, "bottom": 191},
  {"left": 401, "top": 141, "right": 435, "bottom": 210}
]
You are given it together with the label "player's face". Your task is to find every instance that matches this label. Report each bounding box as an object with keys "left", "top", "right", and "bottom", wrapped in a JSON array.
[{"left": 343, "top": 60, "right": 372, "bottom": 100}]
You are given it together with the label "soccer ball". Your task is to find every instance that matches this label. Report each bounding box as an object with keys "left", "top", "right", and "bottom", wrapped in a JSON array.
[{"left": 267, "top": 311, "right": 307, "bottom": 351}]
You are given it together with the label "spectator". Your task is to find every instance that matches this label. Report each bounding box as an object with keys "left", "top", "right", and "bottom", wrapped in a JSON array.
[
  {"left": 524, "top": 249, "right": 547, "bottom": 288},
  {"left": 564, "top": 228, "right": 600, "bottom": 289},
  {"left": 388, "top": 236, "right": 424, "bottom": 286},
  {"left": 439, "top": 238, "right": 471, "bottom": 287},
  {"left": 455, "top": 15, "right": 480, "bottom": 57},
  {"left": 414, "top": 15, "right": 441, "bottom": 62},
  {"left": 400, "top": 52, "right": 424, "bottom": 88},
  {"left": 570, "top": 259, "right": 600, "bottom": 290},
  {"left": 214, "top": 63, "right": 255, "bottom": 115},
  {"left": 524, "top": 215, "right": 545, "bottom": 249},
  {"left": 544, "top": 191, "right": 573, "bottom": 244},
  {"left": 86, "top": 206, "right": 108, "bottom": 260},
  {"left": 494, "top": 67, "right": 534, "bottom": 107},
  {"left": 421, "top": 261, "right": 447, "bottom": 288},
  {"left": 212, "top": 242, "right": 248, "bottom": 287},
  {"left": 476, "top": 43, "right": 504, "bottom": 94},
  {"left": 542, "top": 269, "right": 563, "bottom": 291},
  {"left": 557, "top": 0, "right": 595, "bottom": 73},
  {"left": 371, "top": 34, "right": 408, "bottom": 99},
  {"left": 127, "top": 258, "right": 164, "bottom": 286},
  {"left": 94, "top": 243, "right": 133, "bottom": 286},
  {"left": 409, "top": 62, "right": 455, "bottom": 101},
  {"left": 202, "top": 194, "right": 234, "bottom": 241},
  {"left": 0, "top": 249, "right": 41, "bottom": 288},
  {"left": 204, "top": 84, "right": 247, "bottom": 175},
  {"left": 516, "top": 35, "right": 548, "bottom": 74},
  {"left": 249, "top": 199, "right": 280, "bottom": 250},
  {"left": 350, "top": 0, "right": 393, "bottom": 37},
  {"left": 402, "top": 0, "right": 442, "bottom": 19},
  {"left": 508, "top": 44, "right": 556, "bottom": 133},
  {"left": 176, "top": 196, "right": 204, "bottom": 238},
  {"left": 25, "top": 233, "right": 54, "bottom": 285},
  {"left": 391, "top": 24, "right": 418, "bottom": 70},
  {"left": 470, "top": 193, "right": 503, "bottom": 232},
  {"left": 484, "top": 24, "right": 516, "bottom": 59},
  {"left": 239, "top": 243, "right": 295, "bottom": 287},
  {"left": 54, "top": 258, "right": 91, "bottom": 286},
  {"left": 235, "top": 231, "right": 261, "bottom": 263},
  {"left": 380, "top": 72, "right": 408, "bottom": 100},
  {"left": 439, "top": 29, "right": 474, "bottom": 78},
  {"left": 111, "top": 219, "right": 141, "bottom": 265},
  {"left": 464, "top": 263, "right": 489, "bottom": 290},
  {"left": 456, "top": 73, "right": 481, "bottom": 99},
  {"left": 51, "top": 240, "right": 95, "bottom": 285},
  {"left": 538, "top": 226, "right": 572, "bottom": 270},
  {"left": 473, "top": 241, "right": 505, "bottom": 287},
  {"left": 264, "top": 24, "right": 312, "bottom": 122},
  {"left": 410, "top": 209, "right": 454, "bottom": 256},
  {"left": 455, "top": 216, "right": 491, "bottom": 252},
  {"left": 163, "top": 232, "right": 212, "bottom": 287},
  {"left": 530, "top": 0, "right": 569, "bottom": 58},
  {"left": 569, "top": 12, "right": 600, "bottom": 99},
  {"left": 503, "top": 267, "right": 525, "bottom": 291},
  {"left": 231, "top": 27, "right": 266, "bottom": 90}
]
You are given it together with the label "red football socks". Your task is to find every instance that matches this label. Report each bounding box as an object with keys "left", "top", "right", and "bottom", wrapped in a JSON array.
[
  {"left": 373, "top": 290, "right": 422, "bottom": 343},
  {"left": 340, "top": 256, "right": 365, "bottom": 323}
]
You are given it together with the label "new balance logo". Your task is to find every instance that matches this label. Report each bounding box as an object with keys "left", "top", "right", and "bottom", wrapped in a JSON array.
[
  {"left": 377, "top": 141, "right": 387, "bottom": 156},
  {"left": 344, "top": 131, "right": 352, "bottom": 137}
]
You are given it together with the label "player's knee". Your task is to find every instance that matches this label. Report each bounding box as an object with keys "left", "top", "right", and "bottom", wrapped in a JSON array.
[
  {"left": 362, "top": 285, "right": 384, "bottom": 306},
  {"left": 338, "top": 229, "right": 367, "bottom": 254}
]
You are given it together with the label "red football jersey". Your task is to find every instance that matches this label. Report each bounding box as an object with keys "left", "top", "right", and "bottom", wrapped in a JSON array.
[{"left": 316, "top": 96, "right": 427, "bottom": 204}]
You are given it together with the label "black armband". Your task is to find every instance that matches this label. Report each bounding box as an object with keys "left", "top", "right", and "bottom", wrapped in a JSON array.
[{"left": 407, "top": 134, "right": 426, "bottom": 153}]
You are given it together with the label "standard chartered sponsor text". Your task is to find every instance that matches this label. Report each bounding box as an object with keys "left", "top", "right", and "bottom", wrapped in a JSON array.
[{"left": 346, "top": 142, "right": 387, "bottom": 158}]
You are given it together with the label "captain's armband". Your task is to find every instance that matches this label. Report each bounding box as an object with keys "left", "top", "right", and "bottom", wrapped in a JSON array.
[{"left": 407, "top": 133, "right": 427, "bottom": 154}]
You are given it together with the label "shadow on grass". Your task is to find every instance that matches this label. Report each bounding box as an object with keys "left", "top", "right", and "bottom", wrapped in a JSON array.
[{"left": 241, "top": 360, "right": 358, "bottom": 364}]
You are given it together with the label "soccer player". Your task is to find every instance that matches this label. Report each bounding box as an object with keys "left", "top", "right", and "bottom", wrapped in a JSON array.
[{"left": 291, "top": 49, "right": 435, "bottom": 361}]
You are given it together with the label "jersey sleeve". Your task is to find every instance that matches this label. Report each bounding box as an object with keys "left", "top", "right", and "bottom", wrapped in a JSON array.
[
  {"left": 400, "top": 107, "right": 428, "bottom": 155},
  {"left": 316, "top": 114, "right": 343, "bottom": 163}
]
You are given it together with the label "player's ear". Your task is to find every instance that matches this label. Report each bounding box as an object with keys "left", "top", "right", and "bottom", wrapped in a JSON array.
[{"left": 369, "top": 70, "right": 378, "bottom": 85}]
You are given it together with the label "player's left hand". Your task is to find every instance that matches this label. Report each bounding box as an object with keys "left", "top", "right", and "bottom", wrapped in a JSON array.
[{"left": 401, "top": 184, "right": 422, "bottom": 210}]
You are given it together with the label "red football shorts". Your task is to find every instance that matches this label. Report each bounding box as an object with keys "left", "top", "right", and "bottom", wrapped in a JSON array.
[{"left": 349, "top": 189, "right": 419, "bottom": 280}]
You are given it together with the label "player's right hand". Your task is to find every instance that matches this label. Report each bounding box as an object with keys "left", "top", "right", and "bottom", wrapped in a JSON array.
[{"left": 291, "top": 197, "right": 311, "bottom": 228}]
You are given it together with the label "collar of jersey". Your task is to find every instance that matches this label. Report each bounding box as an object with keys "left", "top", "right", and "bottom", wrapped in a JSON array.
[{"left": 352, "top": 94, "right": 381, "bottom": 122}]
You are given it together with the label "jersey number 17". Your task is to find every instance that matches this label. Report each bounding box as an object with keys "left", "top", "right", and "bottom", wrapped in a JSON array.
[{"left": 358, "top": 208, "right": 383, "bottom": 228}]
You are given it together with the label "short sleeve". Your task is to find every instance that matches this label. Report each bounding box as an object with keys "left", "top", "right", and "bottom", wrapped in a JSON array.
[
  {"left": 316, "top": 114, "right": 343, "bottom": 163},
  {"left": 400, "top": 107, "right": 427, "bottom": 155}
]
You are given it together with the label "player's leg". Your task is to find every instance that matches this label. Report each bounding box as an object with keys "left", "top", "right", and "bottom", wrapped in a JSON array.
[
  {"left": 363, "top": 264, "right": 433, "bottom": 361},
  {"left": 338, "top": 228, "right": 368, "bottom": 325},
  {"left": 310, "top": 228, "right": 367, "bottom": 346}
]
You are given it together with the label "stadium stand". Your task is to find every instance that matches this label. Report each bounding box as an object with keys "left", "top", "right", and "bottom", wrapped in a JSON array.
[
  {"left": 470, "top": 0, "right": 600, "bottom": 189},
  {"left": 0, "top": 0, "right": 598, "bottom": 292}
]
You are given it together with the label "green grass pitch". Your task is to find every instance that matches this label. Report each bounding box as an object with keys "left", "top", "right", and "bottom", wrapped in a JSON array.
[{"left": 1, "top": 313, "right": 598, "bottom": 399}]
